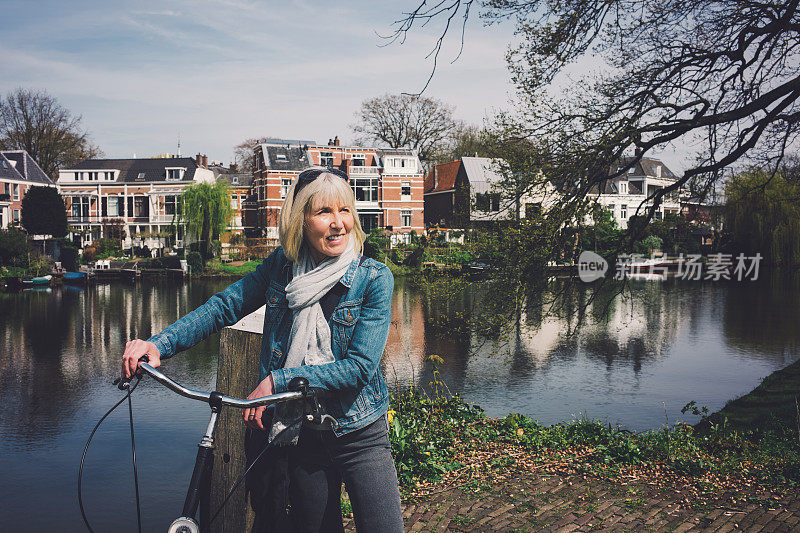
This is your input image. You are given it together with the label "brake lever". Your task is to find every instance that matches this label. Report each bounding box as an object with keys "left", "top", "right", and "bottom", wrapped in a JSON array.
[{"left": 113, "top": 355, "right": 150, "bottom": 390}]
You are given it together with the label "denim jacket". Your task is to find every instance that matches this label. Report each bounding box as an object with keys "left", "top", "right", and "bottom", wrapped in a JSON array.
[{"left": 148, "top": 248, "right": 394, "bottom": 436}]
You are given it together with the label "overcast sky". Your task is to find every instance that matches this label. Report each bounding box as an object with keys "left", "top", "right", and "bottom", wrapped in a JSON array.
[{"left": 1, "top": 0, "right": 688, "bottom": 172}]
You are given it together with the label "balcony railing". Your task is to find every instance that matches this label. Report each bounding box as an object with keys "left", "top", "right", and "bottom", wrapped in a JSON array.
[{"left": 349, "top": 166, "right": 381, "bottom": 175}]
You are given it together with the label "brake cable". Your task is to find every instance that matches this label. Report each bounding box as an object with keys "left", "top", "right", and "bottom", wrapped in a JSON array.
[
  {"left": 78, "top": 375, "right": 143, "bottom": 533},
  {"left": 78, "top": 375, "right": 304, "bottom": 532}
]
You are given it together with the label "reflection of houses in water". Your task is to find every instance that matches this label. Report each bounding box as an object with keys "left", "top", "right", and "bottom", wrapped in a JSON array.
[
  {"left": 383, "top": 281, "right": 426, "bottom": 386},
  {"left": 460, "top": 283, "right": 688, "bottom": 385}
]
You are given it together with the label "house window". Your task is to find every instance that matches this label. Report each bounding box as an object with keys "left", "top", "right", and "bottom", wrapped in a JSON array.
[
  {"left": 628, "top": 167, "right": 635, "bottom": 174},
  {"left": 352, "top": 177, "right": 379, "bottom": 202},
  {"left": 525, "top": 203, "right": 542, "bottom": 219},
  {"left": 105, "top": 171, "right": 114, "bottom": 180},
  {"left": 232, "top": 176, "right": 239, "bottom": 184},
  {"left": 13, "top": 209, "right": 20, "bottom": 223},
  {"left": 164, "top": 195, "right": 179, "bottom": 216},
  {"left": 75, "top": 172, "right": 84, "bottom": 181},
  {"left": 401, "top": 209, "right": 412, "bottom": 227},
  {"left": 87, "top": 171, "right": 99, "bottom": 181},
  {"left": 72, "top": 196, "right": 90, "bottom": 219},
  {"left": 13, "top": 184, "right": 20, "bottom": 200},
  {"left": 619, "top": 182, "right": 627, "bottom": 194},
  {"left": 102, "top": 196, "right": 121, "bottom": 217},
  {"left": 281, "top": 178, "right": 292, "bottom": 199},
  {"left": 475, "top": 192, "right": 500, "bottom": 212},
  {"left": 620, "top": 204, "right": 627, "bottom": 219},
  {"left": 319, "top": 151, "right": 334, "bottom": 167},
  {"left": 351, "top": 154, "right": 366, "bottom": 166},
  {"left": 231, "top": 195, "right": 239, "bottom": 209},
  {"left": 401, "top": 181, "right": 411, "bottom": 197},
  {"left": 166, "top": 168, "right": 183, "bottom": 180}
]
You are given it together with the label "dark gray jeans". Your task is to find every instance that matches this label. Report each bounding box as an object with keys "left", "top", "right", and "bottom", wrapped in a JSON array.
[{"left": 288, "top": 416, "right": 404, "bottom": 533}]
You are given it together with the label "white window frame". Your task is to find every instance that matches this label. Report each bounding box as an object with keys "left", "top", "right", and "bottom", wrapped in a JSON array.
[
  {"left": 13, "top": 184, "right": 20, "bottom": 200},
  {"left": 166, "top": 168, "right": 184, "bottom": 181},
  {"left": 319, "top": 151, "right": 334, "bottom": 167},
  {"left": 621, "top": 204, "right": 627, "bottom": 219},
  {"left": 280, "top": 178, "right": 292, "bottom": 199},
  {"left": 400, "top": 209, "right": 412, "bottom": 227},
  {"left": 401, "top": 181, "right": 411, "bottom": 197}
]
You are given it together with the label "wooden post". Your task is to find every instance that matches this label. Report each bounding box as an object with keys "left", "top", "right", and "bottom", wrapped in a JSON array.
[{"left": 210, "top": 307, "right": 264, "bottom": 533}]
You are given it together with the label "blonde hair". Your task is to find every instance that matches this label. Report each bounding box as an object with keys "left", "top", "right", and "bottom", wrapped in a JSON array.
[{"left": 279, "top": 170, "right": 366, "bottom": 262}]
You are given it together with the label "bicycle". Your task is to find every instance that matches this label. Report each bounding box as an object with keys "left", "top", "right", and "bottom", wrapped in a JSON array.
[{"left": 79, "top": 356, "right": 333, "bottom": 533}]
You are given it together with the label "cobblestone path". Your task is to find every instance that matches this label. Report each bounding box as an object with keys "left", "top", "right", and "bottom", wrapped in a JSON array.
[{"left": 345, "top": 470, "right": 798, "bottom": 532}]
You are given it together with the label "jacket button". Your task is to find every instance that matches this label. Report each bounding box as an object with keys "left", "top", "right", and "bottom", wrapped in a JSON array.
[{"left": 270, "top": 296, "right": 277, "bottom": 304}]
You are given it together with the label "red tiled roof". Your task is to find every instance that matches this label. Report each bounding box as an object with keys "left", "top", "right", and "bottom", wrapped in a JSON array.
[{"left": 425, "top": 160, "right": 461, "bottom": 193}]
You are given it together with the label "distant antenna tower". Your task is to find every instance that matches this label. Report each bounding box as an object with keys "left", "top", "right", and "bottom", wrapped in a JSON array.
[{"left": 176, "top": 134, "right": 181, "bottom": 158}]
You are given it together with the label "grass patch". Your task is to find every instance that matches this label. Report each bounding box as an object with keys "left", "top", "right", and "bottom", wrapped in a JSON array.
[
  {"left": 389, "top": 373, "right": 800, "bottom": 500},
  {"left": 204, "top": 259, "right": 260, "bottom": 276}
]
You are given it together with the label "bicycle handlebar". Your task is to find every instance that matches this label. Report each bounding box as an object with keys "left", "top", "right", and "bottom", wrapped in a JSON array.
[{"left": 138, "top": 362, "right": 304, "bottom": 409}]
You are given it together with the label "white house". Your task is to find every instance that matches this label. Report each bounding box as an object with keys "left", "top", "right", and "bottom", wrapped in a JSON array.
[{"left": 592, "top": 155, "right": 681, "bottom": 229}]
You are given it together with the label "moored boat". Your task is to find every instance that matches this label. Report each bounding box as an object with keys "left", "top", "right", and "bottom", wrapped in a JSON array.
[
  {"left": 63, "top": 272, "right": 87, "bottom": 284},
  {"left": 22, "top": 275, "right": 53, "bottom": 286}
]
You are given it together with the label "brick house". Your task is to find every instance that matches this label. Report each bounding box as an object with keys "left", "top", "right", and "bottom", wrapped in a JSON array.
[
  {"left": 249, "top": 137, "right": 424, "bottom": 239},
  {"left": 0, "top": 150, "right": 57, "bottom": 228},
  {"left": 58, "top": 154, "right": 215, "bottom": 251},
  {"left": 424, "top": 157, "right": 557, "bottom": 228}
]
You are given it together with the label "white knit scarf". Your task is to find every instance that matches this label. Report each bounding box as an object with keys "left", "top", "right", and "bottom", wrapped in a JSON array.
[{"left": 269, "top": 238, "right": 357, "bottom": 445}]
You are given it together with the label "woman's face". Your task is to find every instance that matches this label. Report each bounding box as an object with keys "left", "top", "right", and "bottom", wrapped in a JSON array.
[{"left": 304, "top": 201, "right": 354, "bottom": 262}]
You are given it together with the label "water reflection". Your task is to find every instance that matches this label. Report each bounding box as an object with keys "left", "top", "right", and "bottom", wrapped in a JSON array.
[
  {"left": 2, "top": 276, "right": 800, "bottom": 530},
  {"left": 382, "top": 276, "right": 800, "bottom": 428}
]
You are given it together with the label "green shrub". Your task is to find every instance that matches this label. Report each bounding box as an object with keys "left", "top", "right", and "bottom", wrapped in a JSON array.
[
  {"left": 0, "top": 229, "right": 30, "bottom": 267},
  {"left": 60, "top": 245, "right": 79, "bottom": 271},
  {"left": 186, "top": 251, "right": 204, "bottom": 274}
]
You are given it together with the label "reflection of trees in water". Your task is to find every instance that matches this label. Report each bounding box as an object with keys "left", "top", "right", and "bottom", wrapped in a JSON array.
[
  {"left": 723, "top": 273, "right": 800, "bottom": 362},
  {"left": 0, "top": 280, "right": 224, "bottom": 445},
  {"left": 408, "top": 278, "right": 694, "bottom": 389}
]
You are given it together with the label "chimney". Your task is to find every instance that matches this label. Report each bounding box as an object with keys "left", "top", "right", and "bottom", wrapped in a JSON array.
[
  {"left": 328, "top": 138, "right": 333, "bottom": 146},
  {"left": 333, "top": 136, "right": 340, "bottom": 147},
  {"left": 231, "top": 162, "right": 238, "bottom": 172},
  {"left": 196, "top": 153, "right": 202, "bottom": 167},
  {"left": 202, "top": 154, "right": 208, "bottom": 168}
]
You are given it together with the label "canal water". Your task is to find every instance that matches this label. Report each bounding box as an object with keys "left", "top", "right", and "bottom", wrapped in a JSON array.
[{"left": 1, "top": 275, "right": 799, "bottom": 531}]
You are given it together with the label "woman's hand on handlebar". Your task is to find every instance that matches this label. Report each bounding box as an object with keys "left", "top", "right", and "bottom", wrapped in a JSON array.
[
  {"left": 121, "top": 340, "right": 162, "bottom": 379},
  {"left": 243, "top": 375, "right": 274, "bottom": 430}
]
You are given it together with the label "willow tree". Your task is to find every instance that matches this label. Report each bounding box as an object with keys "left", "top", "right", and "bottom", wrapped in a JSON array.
[
  {"left": 179, "top": 181, "right": 232, "bottom": 259},
  {"left": 725, "top": 169, "right": 800, "bottom": 265}
]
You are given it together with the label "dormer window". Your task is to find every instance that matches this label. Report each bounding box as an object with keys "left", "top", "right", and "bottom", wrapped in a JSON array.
[
  {"left": 628, "top": 167, "right": 635, "bottom": 174},
  {"left": 136, "top": 172, "right": 146, "bottom": 181},
  {"left": 276, "top": 154, "right": 287, "bottom": 161},
  {"left": 319, "top": 151, "right": 334, "bottom": 167},
  {"left": 166, "top": 168, "right": 184, "bottom": 180},
  {"left": 232, "top": 176, "right": 239, "bottom": 184},
  {"left": 104, "top": 171, "right": 114, "bottom": 180},
  {"left": 351, "top": 154, "right": 366, "bottom": 166}
]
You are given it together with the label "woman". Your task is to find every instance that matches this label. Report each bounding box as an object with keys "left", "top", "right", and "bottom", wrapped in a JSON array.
[{"left": 121, "top": 168, "right": 404, "bottom": 532}]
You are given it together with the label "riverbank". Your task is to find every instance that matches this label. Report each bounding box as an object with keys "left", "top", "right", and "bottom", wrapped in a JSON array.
[
  {"left": 700, "top": 357, "right": 800, "bottom": 434},
  {"left": 351, "top": 374, "right": 800, "bottom": 531}
]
